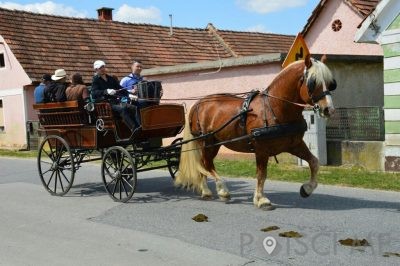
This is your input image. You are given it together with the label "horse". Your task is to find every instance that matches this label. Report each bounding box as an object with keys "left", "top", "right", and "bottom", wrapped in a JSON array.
[{"left": 174, "top": 56, "right": 336, "bottom": 208}]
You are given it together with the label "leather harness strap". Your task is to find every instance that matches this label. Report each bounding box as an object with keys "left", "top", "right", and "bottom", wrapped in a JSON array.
[{"left": 240, "top": 90, "right": 260, "bottom": 130}]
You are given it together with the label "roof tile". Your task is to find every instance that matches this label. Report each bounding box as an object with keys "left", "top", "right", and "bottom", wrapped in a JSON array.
[{"left": 0, "top": 7, "right": 294, "bottom": 82}]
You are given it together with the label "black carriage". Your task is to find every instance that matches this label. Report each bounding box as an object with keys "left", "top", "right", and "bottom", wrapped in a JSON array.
[{"left": 33, "top": 96, "right": 185, "bottom": 202}]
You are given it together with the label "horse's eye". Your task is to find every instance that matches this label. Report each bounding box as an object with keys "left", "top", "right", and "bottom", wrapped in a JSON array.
[{"left": 329, "top": 79, "right": 337, "bottom": 91}]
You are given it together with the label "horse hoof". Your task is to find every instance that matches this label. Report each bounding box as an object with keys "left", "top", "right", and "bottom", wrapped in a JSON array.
[
  {"left": 201, "top": 195, "right": 213, "bottom": 201},
  {"left": 300, "top": 185, "right": 310, "bottom": 198},
  {"left": 218, "top": 195, "right": 231, "bottom": 202},
  {"left": 261, "top": 205, "right": 276, "bottom": 211}
]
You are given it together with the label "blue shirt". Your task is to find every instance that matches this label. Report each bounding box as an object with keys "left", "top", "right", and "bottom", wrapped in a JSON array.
[
  {"left": 120, "top": 73, "right": 143, "bottom": 93},
  {"left": 34, "top": 83, "right": 46, "bottom": 103}
]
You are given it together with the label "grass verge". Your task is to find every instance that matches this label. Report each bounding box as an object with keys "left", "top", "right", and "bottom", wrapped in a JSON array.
[
  {"left": 215, "top": 159, "right": 400, "bottom": 192},
  {"left": 0, "top": 149, "right": 38, "bottom": 158}
]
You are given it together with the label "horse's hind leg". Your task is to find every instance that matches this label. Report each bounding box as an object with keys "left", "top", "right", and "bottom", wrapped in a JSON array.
[
  {"left": 253, "top": 153, "right": 272, "bottom": 208},
  {"left": 290, "top": 140, "right": 319, "bottom": 197},
  {"left": 202, "top": 144, "right": 230, "bottom": 200},
  {"left": 199, "top": 175, "right": 213, "bottom": 200}
]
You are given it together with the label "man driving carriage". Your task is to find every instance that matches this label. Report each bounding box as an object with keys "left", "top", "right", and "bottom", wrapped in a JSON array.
[{"left": 91, "top": 60, "right": 139, "bottom": 133}]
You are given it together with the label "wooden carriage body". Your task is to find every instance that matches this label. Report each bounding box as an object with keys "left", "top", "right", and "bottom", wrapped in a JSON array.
[{"left": 33, "top": 101, "right": 185, "bottom": 149}]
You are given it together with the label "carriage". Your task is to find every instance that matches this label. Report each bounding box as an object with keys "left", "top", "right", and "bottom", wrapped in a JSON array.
[
  {"left": 34, "top": 57, "right": 337, "bottom": 208},
  {"left": 33, "top": 82, "right": 185, "bottom": 202}
]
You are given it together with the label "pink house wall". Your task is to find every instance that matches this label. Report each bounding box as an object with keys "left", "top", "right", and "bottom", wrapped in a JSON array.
[
  {"left": 150, "top": 62, "right": 282, "bottom": 106},
  {"left": 305, "top": 0, "right": 383, "bottom": 56},
  {"left": 0, "top": 36, "right": 32, "bottom": 149}
]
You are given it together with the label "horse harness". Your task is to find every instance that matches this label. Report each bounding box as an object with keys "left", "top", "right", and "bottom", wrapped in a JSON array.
[
  {"left": 190, "top": 66, "right": 337, "bottom": 151},
  {"left": 239, "top": 90, "right": 259, "bottom": 130}
]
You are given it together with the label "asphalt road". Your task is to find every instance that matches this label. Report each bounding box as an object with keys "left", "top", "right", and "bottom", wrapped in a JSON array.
[{"left": 0, "top": 157, "right": 399, "bottom": 266}]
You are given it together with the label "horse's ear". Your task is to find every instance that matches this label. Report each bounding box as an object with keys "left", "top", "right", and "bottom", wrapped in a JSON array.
[
  {"left": 321, "top": 54, "right": 327, "bottom": 64},
  {"left": 305, "top": 54, "right": 312, "bottom": 68}
]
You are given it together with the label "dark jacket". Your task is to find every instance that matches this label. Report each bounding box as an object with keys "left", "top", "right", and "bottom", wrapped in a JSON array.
[
  {"left": 44, "top": 81, "right": 67, "bottom": 102},
  {"left": 91, "top": 74, "right": 121, "bottom": 104}
]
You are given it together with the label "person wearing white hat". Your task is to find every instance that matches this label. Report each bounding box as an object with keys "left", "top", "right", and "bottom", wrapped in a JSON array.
[
  {"left": 93, "top": 60, "right": 106, "bottom": 70},
  {"left": 51, "top": 69, "right": 67, "bottom": 81},
  {"left": 44, "top": 68, "right": 67, "bottom": 102},
  {"left": 91, "top": 60, "right": 138, "bottom": 133}
]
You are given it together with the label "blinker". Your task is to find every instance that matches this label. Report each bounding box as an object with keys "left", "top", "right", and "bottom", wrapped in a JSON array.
[{"left": 328, "top": 79, "right": 337, "bottom": 91}]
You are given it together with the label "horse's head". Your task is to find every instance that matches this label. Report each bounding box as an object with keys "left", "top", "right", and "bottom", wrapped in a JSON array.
[{"left": 300, "top": 56, "right": 336, "bottom": 118}]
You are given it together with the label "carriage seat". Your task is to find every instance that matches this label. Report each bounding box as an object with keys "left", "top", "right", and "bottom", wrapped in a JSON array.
[{"left": 33, "top": 100, "right": 88, "bottom": 129}]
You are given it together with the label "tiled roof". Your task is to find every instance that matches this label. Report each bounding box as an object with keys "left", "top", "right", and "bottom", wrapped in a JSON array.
[
  {"left": 302, "top": 0, "right": 380, "bottom": 36},
  {"left": 208, "top": 24, "right": 295, "bottom": 57},
  {"left": 0, "top": 7, "right": 294, "bottom": 83},
  {"left": 348, "top": 0, "right": 380, "bottom": 16}
]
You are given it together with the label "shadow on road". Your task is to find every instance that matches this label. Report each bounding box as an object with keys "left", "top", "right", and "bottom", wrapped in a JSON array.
[{"left": 65, "top": 175, "right": 399, "bottom": 212}]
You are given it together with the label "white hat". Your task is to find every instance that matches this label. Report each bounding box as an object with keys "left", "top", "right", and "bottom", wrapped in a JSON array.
[
  {"left": 51, "top": 69, "right": 67, "bottom": 81},
  {"left": 93, "top": 60, "right": 106, "bottom": 69}
]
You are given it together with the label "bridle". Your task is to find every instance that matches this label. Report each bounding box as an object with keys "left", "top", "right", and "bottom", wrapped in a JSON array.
[
  {"left": 302, "top": 66, "right": 337, "bottom": 105},
  {"left": 262, "top": 64, "right": 337, "bottom": 114}
]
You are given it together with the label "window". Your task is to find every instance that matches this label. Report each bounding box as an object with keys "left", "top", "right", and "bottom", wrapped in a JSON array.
[
  {"left": 0, "top": 99, "right": 4, "bottom": 132},
  {"left": 0, "top": 53, "right": 5, "bottom": 68}
]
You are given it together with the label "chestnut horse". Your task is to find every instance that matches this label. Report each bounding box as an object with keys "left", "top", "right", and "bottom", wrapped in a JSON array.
[{"left": 175, "top": 57, "right": 336, "bottom": 208}]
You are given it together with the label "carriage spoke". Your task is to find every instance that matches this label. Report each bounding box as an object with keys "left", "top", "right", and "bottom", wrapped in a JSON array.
[
  {"left": 48, "top": 140, "right": 55, "bottom": 159},
  {"left": 105, "top": 177, "right": 118, "bottom": 188},
  {"left": 40, "top": 160, "right": 53, "bottom": 175},
  {"left": 41, "top": 168, "right": 52, "bottom": 175},
  {"left": 46, "top": 170, "right": 56, "bottom": 187},
  {"left": 119, "top": 180, "right": 123, "bottom": 199},
  {"left": 117, "top": 153, "right": 124, "bottom": 172},
  {"left": 121, "top": 181, "right": 129, "bottom": 197},
  {"left": 104, "top": 159, "right": 117, "bottom": 177},
  {"left": 111, "top": 179, "right": 118, "bottom": 196},
  {"left": 60, "top": 169, "right": 71, "bottom": 185},
  {"left": 54, "top": 139, "right": 63, "bottom": 161},
  {"left": 42, "top": 147, "right": 54, "bottom": 161},
  {"left": 54, "top": 170, "right": 58, "bottom": 193},
  {"left": 40, "top": 160, "right": 53, "bottom": 166},
  {"left": 121, "top": 177, "right": 133, "bottom": 190},
  {"left": 58, "top": 171, "right": 65, "bottom": 192}
]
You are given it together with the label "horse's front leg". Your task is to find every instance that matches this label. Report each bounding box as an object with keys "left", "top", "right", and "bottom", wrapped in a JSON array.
[
  {"left": 290, "top": 140, "right": 319, "bottom": 197},
  {"left": 253, "top": 154, "right": 272, "bottom": 208}
]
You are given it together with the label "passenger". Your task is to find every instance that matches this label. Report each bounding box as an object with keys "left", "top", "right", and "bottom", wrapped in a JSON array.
[
  {"left": 44, "top": 69, "right": 68, "bottom": 102},
  {"left": 34, "top": 74, "right": 52, "bottom": 104},
  {"left": 65, "top": 73, "right": 89, "bottom": 103},
  {"left": 91, "top": 60, "right": 139, "bottom": 133}
]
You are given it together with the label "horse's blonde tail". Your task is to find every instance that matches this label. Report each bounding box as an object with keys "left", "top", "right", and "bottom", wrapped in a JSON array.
[{"left": 174, "top": 114, "right": 211, "bottom": 193}]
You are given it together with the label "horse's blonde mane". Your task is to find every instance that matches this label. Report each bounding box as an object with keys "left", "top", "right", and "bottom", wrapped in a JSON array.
[{"left": 307, "top": 59, "right": 334, "bottom": 87}]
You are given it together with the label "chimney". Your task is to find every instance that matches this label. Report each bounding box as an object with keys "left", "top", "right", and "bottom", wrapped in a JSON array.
[{"left": 97, "top": 7, "right": 114, "bottom": 21}]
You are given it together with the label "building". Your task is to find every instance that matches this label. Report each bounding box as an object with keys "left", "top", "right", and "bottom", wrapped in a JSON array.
[{"left": 355, "top": 0, "right": 400, "bottom": 171}]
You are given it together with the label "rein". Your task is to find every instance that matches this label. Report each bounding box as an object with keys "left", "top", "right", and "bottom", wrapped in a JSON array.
[{"left": 262, "top": 91, "right": 312, "bottom": 109}]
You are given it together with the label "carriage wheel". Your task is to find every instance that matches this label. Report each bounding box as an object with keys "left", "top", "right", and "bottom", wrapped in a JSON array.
[
  {"left": 37, "top": 135, "right": 75, "bottom": 196},
  {"left": 102, "top": 146, "right": 137, "bottom": 202},
  {"left": 167, "top": 137, "right": 182, "bottom": 179}
]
